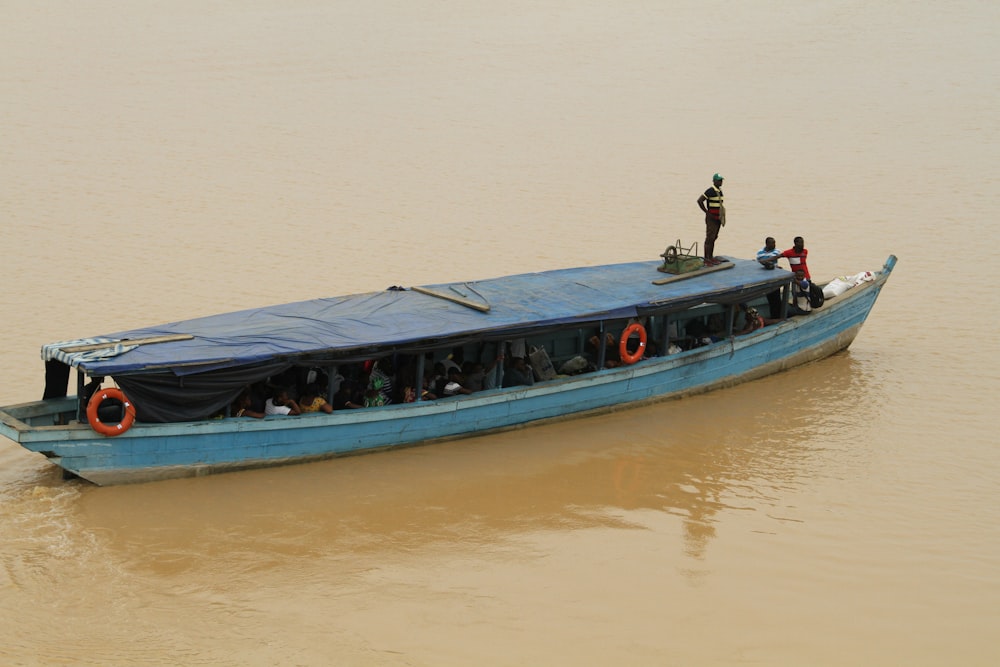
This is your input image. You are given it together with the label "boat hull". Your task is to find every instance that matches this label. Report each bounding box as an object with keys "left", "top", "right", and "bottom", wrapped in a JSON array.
[{"left": 1, "top": 260, "right": 892, "bottom": 485}]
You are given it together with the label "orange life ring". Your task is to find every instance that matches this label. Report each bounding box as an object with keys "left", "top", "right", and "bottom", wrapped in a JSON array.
[
  {"left": 86, "top": 387, "right": 136, "bottom": 437},
  {"left": 619, "top": 323, "right": 647, "bottom": 365}
]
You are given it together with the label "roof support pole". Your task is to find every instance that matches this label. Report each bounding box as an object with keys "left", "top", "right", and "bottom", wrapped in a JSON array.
[
  {"left": 597, "top": 321, "right": 607, "bottom": 370},
  {"left": 76, "top": 371, "right": 86, "bottom": 423},
  {"left": 414, "top": 354, "right": 426, "bottom": 402}
]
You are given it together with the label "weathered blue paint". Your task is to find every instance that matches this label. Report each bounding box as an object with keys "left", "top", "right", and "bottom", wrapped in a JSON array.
[{"left": 0, "top": 256, "right": 895, "bottom": 485}]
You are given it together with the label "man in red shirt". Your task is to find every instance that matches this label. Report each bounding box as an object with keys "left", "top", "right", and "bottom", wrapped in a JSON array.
[{"left": 780, "top": 236, "right": 810, "bottom": 279}]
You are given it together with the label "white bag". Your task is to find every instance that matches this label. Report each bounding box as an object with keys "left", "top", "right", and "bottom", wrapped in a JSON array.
[
  {"left": 529, "top": 346, "right": 557, "bottom": 381},
  {"left": 823, "top": 277, "right": 853, "bottom": 299},
  {"left": 850, "top": 271, "right": 875, "bottom": 286},
  {"left": 823, "top": 270, "right": 876, "bottom": 299}
]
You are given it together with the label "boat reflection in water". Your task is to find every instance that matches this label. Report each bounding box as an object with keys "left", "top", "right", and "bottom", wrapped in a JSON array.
[{"left": 70, "top": 350, "right": 881, "bottom": 589}]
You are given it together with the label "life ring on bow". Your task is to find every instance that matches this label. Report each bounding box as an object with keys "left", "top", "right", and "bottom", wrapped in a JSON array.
[
  {"left": 86, "top": 387, "right": 136, "bottom": 437},
  {"left": 663, "top": 246, "right": 678, "bottom": 263},
  {"left": 619, "top": 323, "right": 647, "bottom": 365}
]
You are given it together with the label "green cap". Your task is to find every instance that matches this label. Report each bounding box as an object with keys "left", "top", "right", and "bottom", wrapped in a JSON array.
[{"left": 713, "top": 173, "right": 724, "bottom": 181}]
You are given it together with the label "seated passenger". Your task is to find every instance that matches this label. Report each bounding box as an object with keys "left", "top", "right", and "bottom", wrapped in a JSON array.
[
  {"left": 332, "top": 382, "right": 363, "bottom": 409},
  {"left": 587, "top": 332, "right": 620, "bottom": 368},
  {"left": 683, "top": 318, "right": 714, "bottom": 347},
  {"left": 248, "top": 382, "right": 269, "bottom": 413},
  {"left": 298, "top": 384, "right": 333, "bottom": 414},
  {"left": 427, "top": 362, "right": 447, "bottom": 397},
  {"left": 442, "top": 368, "right": 474, "bottom": 396},
  {"left": 483, "top": 355, "right": 504, "bottom": 389},
  {"left": 439, "top": 355, "right": 461, "bottom": 375},
  {"left": 233, "top": 390, "right": 265, "bottom": 418},
  {"left": 419, "top": 371, "right": 438, "bottom": 400},
  {"left": 737, "top": 304, "right": 765, "bottom": 334},
  {"left": 462, "top": 361, "right": 484, "bottom": 392},
  {"left": 502, "top": 357, "right": 535, "bottom": 387},
  {"left": 789, "top": 270, "right": 813, "bottom": 316},
  {"left": 363, "top": 387, "right": 386, "bottom": 407},
  {"left": 367, "top": 359, "right": 394, "bottom": 405},
  {"left": 465, "top": 356, "right": 502, "bottom": 391},
  {"left": 265, "top": 388, "right": 301, "bottom": 416}
]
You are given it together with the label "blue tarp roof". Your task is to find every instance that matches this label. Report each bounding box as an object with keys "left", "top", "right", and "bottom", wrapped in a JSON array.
[{"left": 47, "top": 258, "right": 791, "bottom": 376}]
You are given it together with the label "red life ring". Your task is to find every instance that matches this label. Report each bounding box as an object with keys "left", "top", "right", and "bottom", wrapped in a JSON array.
[
  {"left": 619, "top": 323, "right": 647, "bottom": 365},
  {"left": 86, "top": 387, "right": 136, "bottom": 437}
]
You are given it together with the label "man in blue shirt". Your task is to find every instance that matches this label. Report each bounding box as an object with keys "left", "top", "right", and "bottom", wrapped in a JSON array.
[
  {"left": 757, "top": 236, "right": 784, "bottom": 318},
  {"left": 756, "top": 236, "right": 781, "bottom": 269}
]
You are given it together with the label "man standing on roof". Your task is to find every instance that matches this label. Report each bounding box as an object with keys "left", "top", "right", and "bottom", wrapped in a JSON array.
[{"left": 697, "top": 173, "right": 725, "bottom": 266}]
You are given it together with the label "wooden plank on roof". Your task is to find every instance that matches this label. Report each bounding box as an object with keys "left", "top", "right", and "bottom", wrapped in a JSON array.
[
  {"left": 651, "top": 260, "right": 734, "bottom": 285},
  {"left": 411, "top": 286, "right": 491, "bottom": 312},
  {"left": 59, "top": 334, "right": 195, "bottom": 353}
]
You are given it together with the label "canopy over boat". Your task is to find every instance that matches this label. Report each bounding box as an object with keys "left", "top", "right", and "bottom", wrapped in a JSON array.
[
  {"left": 38, "top": 258, "right": 794, "bottom": 422},
  {"left": 45, "top": 259, "right": 790, "bottom": 378}
]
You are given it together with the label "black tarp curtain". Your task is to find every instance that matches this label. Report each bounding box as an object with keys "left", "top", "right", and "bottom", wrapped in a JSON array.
[{"left": 113, "top": 362, "right": 292, "bottom": 423}]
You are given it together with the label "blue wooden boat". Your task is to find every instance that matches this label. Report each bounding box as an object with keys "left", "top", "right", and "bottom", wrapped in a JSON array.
[{"left": 0, "top": 254, "right": 896, "bottom": 485}]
